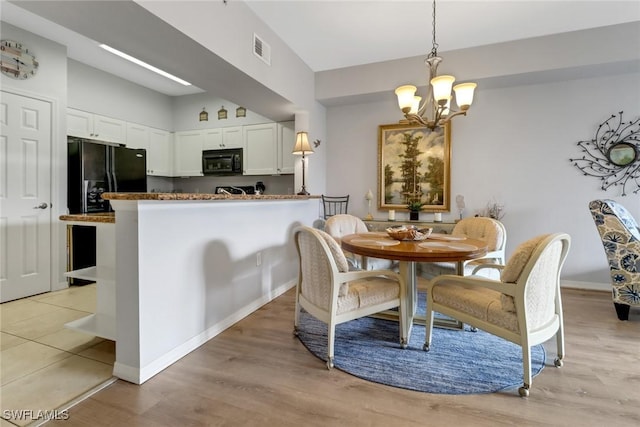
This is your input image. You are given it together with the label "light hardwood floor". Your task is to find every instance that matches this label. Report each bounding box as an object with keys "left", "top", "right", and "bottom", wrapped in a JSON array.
[{"left": 46, "top": 288, "right": 639, "bottom": 427}]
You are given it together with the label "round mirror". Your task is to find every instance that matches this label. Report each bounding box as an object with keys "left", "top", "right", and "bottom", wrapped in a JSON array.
[{"left": 607, "top": 143, "right": 638, "bottom": 167}]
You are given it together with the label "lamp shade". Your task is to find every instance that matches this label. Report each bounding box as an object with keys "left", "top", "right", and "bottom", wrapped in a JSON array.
[
  {"left": 431, "top": 75, "right": 455, "bottom": 104},
  {"left": 395, "top": 85, "right": 417, "bottom": 111},
  {"left": 292, "top": 131, "right": 314, "bottom": 155},
  {"left": 453, "top": 82, "right": 477, "bottom": 109}
]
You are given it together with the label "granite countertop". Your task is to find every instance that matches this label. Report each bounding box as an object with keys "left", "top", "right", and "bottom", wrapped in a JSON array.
[
  {"left": 102, "top": 192, "right": 320, "bottom": 201},
  {"left": 59, "top": 213, "right": 115, "bottom": 223}
]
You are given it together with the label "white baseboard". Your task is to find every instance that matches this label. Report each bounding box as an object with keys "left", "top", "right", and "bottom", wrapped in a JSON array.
[
  {"left": 113, "top": 279, "right": 296, "bottom": 385},
  {"left": 561, "top": 280, "right": 609, "bottom": 292}
]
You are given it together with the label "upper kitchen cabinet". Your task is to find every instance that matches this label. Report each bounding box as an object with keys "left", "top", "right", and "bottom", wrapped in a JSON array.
[
  {"left": 126, "top": 123, "right": 173, "bottom": 176},
  {"left": 243, "top": 123, "right": 277, "bottom": 175},
  {"left": 174, "top": 130, "right": 204, "bottom": 176},
  {"left": 203, "top": 126, "right": 243, "bottom": 150},
  {"left": 67, "top": 108, "right": 126, "bottom": 143},
  {"left": 148, "top": 128, "right": 173, "bottom": 177},
  {"left": 277, "top": 121, "right": 296, "bottom": 175},
  {"left": 222, "top": 126, "right": 243, "bottom": 149}
]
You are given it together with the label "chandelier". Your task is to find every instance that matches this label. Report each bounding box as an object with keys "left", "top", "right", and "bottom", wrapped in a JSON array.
[{"left": 395, "top": 0, "right": 477, "bottom": 130}]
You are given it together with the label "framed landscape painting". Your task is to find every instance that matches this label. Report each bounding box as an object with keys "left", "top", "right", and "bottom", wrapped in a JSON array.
[{"left": 377, "top": 123, "right": 451, "bottom": 211}]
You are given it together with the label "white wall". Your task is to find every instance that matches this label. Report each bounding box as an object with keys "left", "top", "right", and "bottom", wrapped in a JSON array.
[
  {"left": 326, "top": 71, "right": 640, "bottom": 287},
  {"left": 67, "top": 60, "right": 173, "bottom": 130},
  {"left": 172, "top": 93, "right": 272, "bottom": 132}
]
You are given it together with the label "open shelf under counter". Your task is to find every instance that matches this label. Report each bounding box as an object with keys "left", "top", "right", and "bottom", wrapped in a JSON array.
[
  {"left": 65, "top": 313, "right": 116, "bottom": 341},
  {"left": 59, "top": 215, "right": 116, "bottom": 341},
  {"left": 64, "top": 265, "right": 114, "bottom": 282}
]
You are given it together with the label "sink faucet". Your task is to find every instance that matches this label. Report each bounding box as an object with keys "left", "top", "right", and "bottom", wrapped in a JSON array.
[{"left": 229, "top": 186, "right": 246, "bottom": 195}]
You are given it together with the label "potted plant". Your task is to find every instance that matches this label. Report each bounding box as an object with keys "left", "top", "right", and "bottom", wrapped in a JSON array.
[{"left": 407, "top": 200, "right": 424, "bottom": 221}]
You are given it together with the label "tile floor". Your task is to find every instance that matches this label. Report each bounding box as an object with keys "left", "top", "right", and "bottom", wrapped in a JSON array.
[{"left": 1, "top": 285, "right": 116, "bottom": 427}]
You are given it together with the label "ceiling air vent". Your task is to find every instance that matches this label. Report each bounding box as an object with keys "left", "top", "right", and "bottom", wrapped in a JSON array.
[{"left": 253, "top": 33, "right": 271, "bottom": 66}]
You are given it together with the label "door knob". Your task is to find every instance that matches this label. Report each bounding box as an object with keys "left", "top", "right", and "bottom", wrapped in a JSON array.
[{"left": 34, "top": 202, "right": 48, "bottom": 209}]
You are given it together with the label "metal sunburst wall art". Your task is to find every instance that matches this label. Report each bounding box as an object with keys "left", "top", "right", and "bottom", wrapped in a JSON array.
[{"left": 570, "top": 111, "right": 640, "bottom": 196}]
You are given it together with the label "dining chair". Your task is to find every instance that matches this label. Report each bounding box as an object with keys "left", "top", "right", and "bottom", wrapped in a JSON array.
[
  {"left": 322, "top": 195, "right": 349, "bottom": 219},
  {"left": 422, "top": 233, "right": 571, "bottom": 397},
  {"left": 418, "top": 216, "right": 507, "bottom": 280},
  {"left": 588, "top": 199, "right": 640, "bottom": 320},
  {"left": 293, "top": 226, "right": 408, "bottom": 369},
  {"left": 324, "top": 214, "right": 396, "bottom": 271}
]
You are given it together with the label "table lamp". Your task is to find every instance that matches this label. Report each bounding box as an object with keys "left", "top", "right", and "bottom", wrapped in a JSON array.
[
  {"left": 365, "top": 189, "right": 374, "bottom": 220},
  {"left": 292, "top": 131, "right": 314, "bottom": 195}
]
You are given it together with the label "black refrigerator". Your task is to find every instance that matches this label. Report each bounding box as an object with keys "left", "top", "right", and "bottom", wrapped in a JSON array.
[{"left": 67, "top": 137, "right": 147, "bottom": 284}]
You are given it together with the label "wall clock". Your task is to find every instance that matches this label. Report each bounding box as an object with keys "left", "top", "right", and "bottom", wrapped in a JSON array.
[{"left": 0, "top": 40, "right": 39, "bottom": 80}]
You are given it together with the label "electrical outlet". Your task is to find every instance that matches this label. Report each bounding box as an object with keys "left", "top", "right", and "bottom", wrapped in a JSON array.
[{"left": 256, "top": 252, "right": 262, "bottom": 266}]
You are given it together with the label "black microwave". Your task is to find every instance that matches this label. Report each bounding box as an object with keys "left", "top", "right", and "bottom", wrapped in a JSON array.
[{"left": 202, "top": 148, "right": 243, "bottom": 175}]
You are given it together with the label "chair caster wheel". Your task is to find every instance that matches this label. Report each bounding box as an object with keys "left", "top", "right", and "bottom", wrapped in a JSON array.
[
  {"left": 554, "top": 357, "right": 563, "bottom": 368},
  {"left": 326, "top": 358, "right": 334, "bottom": 370},
  {"left": 422, "top": 343, "right": 430, "bottom": 352},
  {"left": 518, "top": 385, "right": 530, "bottom": 397}
]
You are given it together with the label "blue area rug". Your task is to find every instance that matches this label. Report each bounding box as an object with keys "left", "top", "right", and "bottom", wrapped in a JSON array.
[{"left": 296, "top": 309, "right": 546, "bottom": 394}]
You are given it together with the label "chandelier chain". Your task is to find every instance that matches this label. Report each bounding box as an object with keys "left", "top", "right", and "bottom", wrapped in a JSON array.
[{"left": 429, "top": 0, "right": 439, "bottom": 58}]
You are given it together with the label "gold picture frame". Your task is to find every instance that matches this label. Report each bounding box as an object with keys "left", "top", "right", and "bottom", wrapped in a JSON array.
[{"left": 377, "top": 123, "right": 451, "bottom": 211}]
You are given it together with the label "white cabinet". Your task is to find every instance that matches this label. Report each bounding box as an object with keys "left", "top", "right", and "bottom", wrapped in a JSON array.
[
  {"left": 67, "top": 108, "right": 126, "bottom": 143},
  {"left": 127, "top": 123, "right": 173, "bottom": 176},
  {"left": 222, "top": 126, "right": 243, "bottom": 148},
  {"left": 202, "top": 129, "right": 222, "bottom": 150},
  {"left": 203, "top": 126, "right": 243, "bottom": 150},
  {"left": 174, "top": 130, "right": 204, "bottom": 176},
  {"left": 243, "top": 123, "right": 277, "bottom": 175},
  {"left": 148, "top": 128, "right": 173, "bottom": 177},
  {"left": 126, "top": 122, "right": 149, "bottom": 150},
  {"left": 277, "top": 121, "right": 296, "bottom": 174}
]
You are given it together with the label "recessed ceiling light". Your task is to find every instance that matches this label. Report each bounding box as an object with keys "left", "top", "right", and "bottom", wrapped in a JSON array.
[{"left": 99, "top": 44, "right": 191, "bottom": 86}]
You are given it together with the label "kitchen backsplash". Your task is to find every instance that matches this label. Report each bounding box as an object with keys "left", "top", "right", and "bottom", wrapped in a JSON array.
[{"left": 147, "top": 175, "right": 294, "bottom": 195}]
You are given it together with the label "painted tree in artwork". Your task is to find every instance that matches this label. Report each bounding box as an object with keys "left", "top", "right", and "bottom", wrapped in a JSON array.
[
  {"left": 384, "top": 163, "right": 394, "bottom": 201},
  {"left": 425, "top": 156, "right": 444, "bottom": 204},
  {"left": 398, "top": 132, "right": 424, "bottom": 204}
]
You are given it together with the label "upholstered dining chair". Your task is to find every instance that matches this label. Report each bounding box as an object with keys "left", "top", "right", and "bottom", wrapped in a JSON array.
[
  {"left": 588, "top": 199, "right": 640, "bottom": 320},
  {"left": 322, "top": 195, "right": 349, "bottom": 219},
  {"left": 419, "top": 216, "right": 507, "bottom": 280},
  {"left": 324, "top": 214, "right": 396, "bottom": 271},
  {"left": 293, "top": 226, "right": 408, "bottom": 369},
  {"left": 422, "top": 233, "right": 571, "bottom": 397}
]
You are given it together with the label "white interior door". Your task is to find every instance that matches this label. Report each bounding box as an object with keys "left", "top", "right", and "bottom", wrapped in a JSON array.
[{"left": 0, "top": 91, "right": 52, "bottom": 302}]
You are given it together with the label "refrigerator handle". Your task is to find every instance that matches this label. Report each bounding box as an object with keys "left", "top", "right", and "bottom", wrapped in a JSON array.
[{"left": 106, "top": 147, "right": 116, "bottom": 192}]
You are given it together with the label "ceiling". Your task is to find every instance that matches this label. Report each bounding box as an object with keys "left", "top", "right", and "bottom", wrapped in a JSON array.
[{"left": 2, "top": 0, "right": 639, "bottom": 98}]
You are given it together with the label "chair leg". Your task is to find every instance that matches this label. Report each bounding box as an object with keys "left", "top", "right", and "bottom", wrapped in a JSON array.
[
  {"left": 554, "top": 319, "right": 565, "bottom": 368},
  {"left": 519, "top": 344, "right": 532, "bottom": 397},
  {"left": 327, "top": 322, "right": 336, "bottom": 370},
  {"left": 398, "top": 295, "right": 408, "bottom": 350},
  {"left": 423, "top": 292, "right": 434, "bottom": 352},
  {"left": 614, "top": 302, "right": 631, "bottom": 321}
]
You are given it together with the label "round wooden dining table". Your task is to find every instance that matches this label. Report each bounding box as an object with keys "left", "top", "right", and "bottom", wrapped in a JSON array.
[{"left": 341, "top": 232, "right": 488, "bottom": 337}]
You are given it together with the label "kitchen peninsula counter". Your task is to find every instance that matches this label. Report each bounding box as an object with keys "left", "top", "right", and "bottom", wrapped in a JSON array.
[
  {"left": 102, "top": 192, "right": 319, "bottom": 201},
  {"left": 99, "top": 192, "right": 318, "bottom": 384}
]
